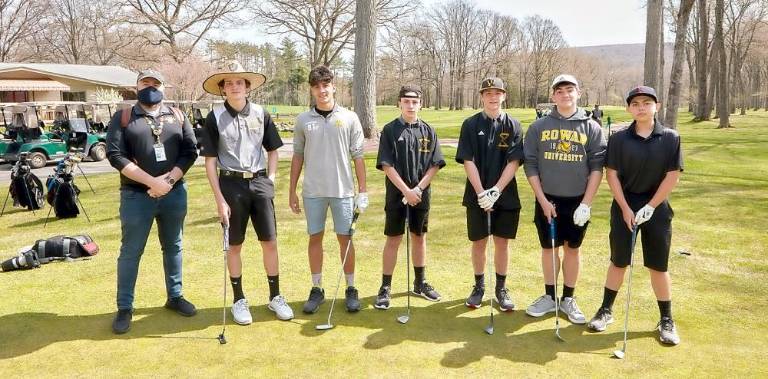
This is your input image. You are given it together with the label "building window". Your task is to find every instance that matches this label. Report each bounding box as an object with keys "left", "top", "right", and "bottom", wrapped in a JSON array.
[
  {"left": 0, "top": 91, "right": 27, "bottom": 102},
  {"left": 63, "top": 91, "right": 86, "bottom": 101}
]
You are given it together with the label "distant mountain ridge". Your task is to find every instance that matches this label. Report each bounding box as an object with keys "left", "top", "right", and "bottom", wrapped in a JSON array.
[{"left": 570, "top": 42, "right": 675, "bottom": 69}]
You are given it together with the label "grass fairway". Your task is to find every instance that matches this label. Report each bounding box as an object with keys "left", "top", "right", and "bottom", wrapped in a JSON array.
[{"left": 0, "top": 109, "right": 765, "bottom": 377}]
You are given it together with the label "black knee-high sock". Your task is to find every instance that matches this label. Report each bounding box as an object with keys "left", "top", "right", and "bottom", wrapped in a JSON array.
[
  {"left": 658, "top": 300, "right": 672, "bottom": 319},
  {"left": 382, "top": 274, "right": 392, "bottom": 288},
  {"left": 414, "top": 266, "right": 425, "bottom": 284},
  {"left": 267, "top": 275, "right": 279, "bottom": 300},
  {"left": 545, "top": 284, "right": 556, "bottom": 300},
  {"left": 601, "top": 287, "right": 618, "bottom": 310},
  {"left": 231, "top": 276, "right": 245, "bottom": 302},
  {"left": 495, "top": 273, "right": 506, "bottom": 290},
  {"left": 474, "top": 273, "right": 485, "bottom": 288},
  {"left": 562, "top": 285, "right": 575, "bottom": 300}
]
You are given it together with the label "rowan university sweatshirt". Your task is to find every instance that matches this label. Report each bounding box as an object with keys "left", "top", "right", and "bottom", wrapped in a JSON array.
[{"left": 523, "top": 107, "right": 606, "bottom": 197}]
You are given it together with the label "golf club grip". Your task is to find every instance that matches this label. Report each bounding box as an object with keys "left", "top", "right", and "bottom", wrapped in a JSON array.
[
  {"left": 549, "top": 219, "right": 556, "bottom": 239},
  {"left": 221, "top": 223, "right": 229, "bottom": 251},
  {"left": 349, "top": 210, "right": 361, "bottom": 234}
]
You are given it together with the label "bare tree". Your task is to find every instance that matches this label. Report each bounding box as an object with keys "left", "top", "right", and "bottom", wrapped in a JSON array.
[
  {"left": 645, "top": 0, "right": 664, "bottom": 94},
  {"left": 664, "top": 0, "right": 695, "bottom": 128},
  {"left": 254, "top": 0, "right": 414, "bottom": 69},
  {"left": 693, "top": 0, "right": 711, "bottom": 120},
  {"left": 522, "top": 15, "right": 567, "bottom": 107},
  {"left": 124, "top": 0, "right": 247, "bottom": 63},
  {"left": 353, "top": 0, "right": 376, "bottom": 137},
  {"left": 0, "top": 0, "right": 43, "bottom": 62},
  {"left": 713, "top": 0, "right": 730, "bottom": 127}
]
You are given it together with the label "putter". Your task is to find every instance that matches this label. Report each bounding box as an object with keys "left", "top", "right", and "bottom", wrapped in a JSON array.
[
  {"left": 218, "top": 223, "right": 229, "bottom": 345},
  {"left": 614, "top": 225, "right": 639, "bottom": 359},
  {"left": 550, "top": 219, "right": 565, "bottom": 342},
  {"left": 397, "top": 204, "right": 412, "bottom": 324},
  {"left": 316, "top": 209, "right": 361, "bottom": 331},
  {"left": 484, "top": 210, "right": 494, "bottom": 335}
]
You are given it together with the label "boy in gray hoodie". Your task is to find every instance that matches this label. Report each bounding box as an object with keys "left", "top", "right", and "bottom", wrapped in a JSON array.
[{"left": 523, "top": 74, "right": 606, "bottom": 325}]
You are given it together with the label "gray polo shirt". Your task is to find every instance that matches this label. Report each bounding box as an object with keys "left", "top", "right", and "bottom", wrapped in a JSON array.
[
  {"left": 294, "top": 104, "right": 364, "bottom": 198},
  {"left": 200, "top": 101, "right": 283, "bottom": 172}
]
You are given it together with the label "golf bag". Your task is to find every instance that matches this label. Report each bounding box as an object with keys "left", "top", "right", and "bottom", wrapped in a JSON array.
[
  {"left": 1, "top": 234, "right": 98, "bottom": 272},
  {"left": 8, "top": 158, "right": 45, "bottom": 210},
  {"left": 46, "top": 174, "right": 80, "bottom": 218}
]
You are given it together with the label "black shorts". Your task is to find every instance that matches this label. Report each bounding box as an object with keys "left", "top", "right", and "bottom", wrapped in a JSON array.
[
  {"left": 533, "top": 194, "right": 588, "bottom": 248},
  {"left": 610, "top": 196, "right": 673, "bottom": 272},
  {"left": 466, "top": 207, "right": 520, "bottom": 241},
  {"left": 219, "top": 175, "right": 277, "bottom": 245},
  {"left": 384, "top": 206, "right": 429, "bottom": 236}
]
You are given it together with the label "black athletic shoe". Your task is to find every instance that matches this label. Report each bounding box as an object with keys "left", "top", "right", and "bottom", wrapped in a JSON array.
[
  {"left": 495, "top": 287, "right": 515, "bottom": 312},
  {"left": 413, "top": 281, "right": 442, "bottom": 302},
  {"left": 112, "top": 309, "right": 133, "bottom": 334},
  {"left": 345, "top": 286, "right": 361, "bottom": 312},
  {"left": 465, "top": 285, "right": 484, "bottom": 309},
  {"left": 374, "top": 286, "right": 392, "bottom": 310},
  {"left": 164, "top": 296, "right": 197, "bottom": 317},
  {"left": 302, "top": 286, "right": 325, "bottom": 314}
]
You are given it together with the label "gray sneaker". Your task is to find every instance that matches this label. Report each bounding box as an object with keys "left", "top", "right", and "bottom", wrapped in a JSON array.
[
  {"left": 495, "top": 287, "right": 515, "bottom": 312},
  {"left": 559, "top": 297, "right": 586, "bottom": 324},
  {"left": 526, "top": 294, "right": 556, "bottom": 317},
  {"left": 302, "top": 287, "right": 325, "bottom": 314},
  {"left": 658, "top": 317, "right": 681, "bottom": 345},
  {"left": 587, "top": 307, "right": 614, "bottom": 332}
]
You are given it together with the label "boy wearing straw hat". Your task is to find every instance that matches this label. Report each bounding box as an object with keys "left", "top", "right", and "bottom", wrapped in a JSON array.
[{"left": 200, "top": 60, "right": 294, "bottom": 324}]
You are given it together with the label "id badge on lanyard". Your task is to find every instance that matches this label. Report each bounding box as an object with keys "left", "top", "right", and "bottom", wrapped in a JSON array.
[
  {"left": 148, "top": 116, "right": 166, "bottom": 162},
  {"left": 154, "top": 143, "right": 167, "bottom": 162}
]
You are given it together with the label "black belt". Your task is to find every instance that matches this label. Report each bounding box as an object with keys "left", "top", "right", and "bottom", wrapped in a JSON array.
[{"left": 219, "top": 169, "right": 267, "bottom": 179}]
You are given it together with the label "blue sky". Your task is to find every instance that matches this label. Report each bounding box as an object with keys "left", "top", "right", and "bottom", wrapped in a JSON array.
[{"left": 213, "top": 0, "right": 648, "bottom": 48}]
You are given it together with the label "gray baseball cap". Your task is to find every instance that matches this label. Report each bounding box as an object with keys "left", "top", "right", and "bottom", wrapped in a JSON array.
[
  {"left": 136, "top": 69, "right": 165, "bottom": 85},
  {"left": 551, "top": 74, "right": 579, "bottom": 89}
]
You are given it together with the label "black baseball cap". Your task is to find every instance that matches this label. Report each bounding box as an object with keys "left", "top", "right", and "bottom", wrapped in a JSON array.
[
  {"left": 626, "top": 85, "right": 658, "bottom": 104},
  {"left": 398, "top": 85, "right": 422, "bottom": 99},
  {"left": 479, "top": 77, "right": 505, "bottom": 93},
  {"left": 137, "top": 69, "right": 165, "bottom": 85}
]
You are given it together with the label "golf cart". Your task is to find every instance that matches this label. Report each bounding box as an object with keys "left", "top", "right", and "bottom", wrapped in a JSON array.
[
  {"left": 0, "top": 104, "right": 19, "bottom": 158},
  {"left": 2, "top": 103, "right": 68, "bottom": 169},
  {"left": 53, "top": 102, "right": 108, "bottom": 162}
]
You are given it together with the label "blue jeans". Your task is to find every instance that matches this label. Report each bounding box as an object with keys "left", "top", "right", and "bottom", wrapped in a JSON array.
[{"left": 116, "top": 184, "right": 188, "bottom": 310}]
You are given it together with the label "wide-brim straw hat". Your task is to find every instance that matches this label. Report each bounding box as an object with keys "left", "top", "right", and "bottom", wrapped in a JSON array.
[{"left": 203, "top": 60, "right": 267, "bottom": 96}]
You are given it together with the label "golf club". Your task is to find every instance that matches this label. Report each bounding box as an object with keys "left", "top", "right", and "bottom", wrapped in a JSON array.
[
  {"left": 550, "top": 219, "right": 565, "bottom": 342},
  {"left": 316, "top": 209, "right": 361, "bottom": 331},
  {"left": 397, "top": 204, "right": 411, "bottom": 324},
  {"left": 614, "top": 225, "right": 639, "bottom": 359},
  {"left": 218, "top": 223, "right": 229, "bottom": 345},
  {"left": 484, "top": 210, "right": 494, "bottom": 335}
]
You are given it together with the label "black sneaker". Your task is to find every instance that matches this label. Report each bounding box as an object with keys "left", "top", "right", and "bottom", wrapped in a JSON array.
[
  {"left": 465, "top": 285, "right": 484, "bottom": 309},
  {"left": 495, "top": 287, "right": 515, "bottom": 312},
  {"left": 413, "top": 281, "right": 442, "bottom": 302},
  {"left": 374, "top": 286, "right": 391, "bottom": 310},
  {"left": 302, "top": 286, "right": 325, "bottom": 314},
  {"left": 112, "top": 309, "right": 133, "bottom": 334},
  {"left": 164, "top": 296, "right": 197, "bottom": 317},
  {"left": 345, "top": 286, "right": 361, "bottom": 312}
]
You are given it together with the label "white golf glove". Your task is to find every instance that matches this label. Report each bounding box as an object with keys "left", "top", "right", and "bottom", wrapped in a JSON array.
[
  {"left": 477, "top": 186, "right": 500, "bottom": 211},
  {"left": 412, "top": 186, "right": 423, "bottom": 197},
  {"left": 634, "top": 204, "right": 655, "bottom": 225},
  {"left": 572, "top": 203, "right": 591, "bottom": 227},
  {"left": 355, "top": 192, "right": 369, "bottom": 212}
]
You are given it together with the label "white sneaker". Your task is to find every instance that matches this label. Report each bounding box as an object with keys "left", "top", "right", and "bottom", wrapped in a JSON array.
[
  {"left": 268, "top": 295, "right": 294, "bottom": 321},
  {"left": 231, "top": 298, "right": 253, "bottom": 325},
  {"left": 559, "top": 297, "right": 587, "bottom": 324},
  {"left": 526, "top": 294, "right": 556, "bottom": 317}
]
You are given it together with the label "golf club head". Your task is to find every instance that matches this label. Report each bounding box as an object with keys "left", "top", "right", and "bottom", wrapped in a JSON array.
[
  {"left": 484, "top": 325, "right": 494, "bottom": 335},
  {"left": 315, "top": 324, "right": 334, "bottom": 331},
  {"left": 218, "top": 334, "right": 227, "bottom": 344},
  {"left": 613, "top": 350, "right": 625, "bottom": 359},
  {"left": 555, "top": 329, "right": 566, "bottom": 342},
  {"left": 397, "top": 315, "right": 410, "bottom": 324}
]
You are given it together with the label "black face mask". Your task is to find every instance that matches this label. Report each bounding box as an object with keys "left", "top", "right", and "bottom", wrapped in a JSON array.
[{"left": 137, "top": 86, "right": 164, "bottom": 105}]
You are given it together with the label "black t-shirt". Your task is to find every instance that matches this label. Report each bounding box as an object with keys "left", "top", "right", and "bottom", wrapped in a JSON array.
[
  {"left": 605, "top": 120, "right": 683, "bottom": 195},
  {"left": 456, "top": 112, "right": 524, "bottom": 210},
  {"left": 376, "top": 118, "right": 445, "bottom": 210},
  {"left": 315, "top": 107, "right": 333, "bottom": 118}
]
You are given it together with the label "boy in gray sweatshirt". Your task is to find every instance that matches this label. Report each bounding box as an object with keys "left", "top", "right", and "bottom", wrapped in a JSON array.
[{"left": 523, "top": 74, "right": 606, "bottom": 325}]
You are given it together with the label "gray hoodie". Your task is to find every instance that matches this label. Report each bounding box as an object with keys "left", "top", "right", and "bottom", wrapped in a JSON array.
[{"left": 523, "top": 107, "right": 606, "bottom": 197}]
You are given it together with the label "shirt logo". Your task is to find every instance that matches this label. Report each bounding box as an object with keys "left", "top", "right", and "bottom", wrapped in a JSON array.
[
  {"left": 419, "top": 137, "right": 431, "bottom": 152},
  {"left": 498, "top": 132, "right": 510, "bottom": 148},
  {"left": 398, "top": 136, "right": 405, "bottom": 141},
  {"left": 335, "top": 119, "right": 344, "bottom": 128},
  {"left": 478, "top": 130, "right": 485, "bottom": 136}
]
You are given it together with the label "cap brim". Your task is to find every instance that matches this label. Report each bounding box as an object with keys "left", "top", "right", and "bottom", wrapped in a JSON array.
[
  {"left": 626, "top": 93, "right": 658, "bottom": 104},
  {"left": 479, "top": 87, "right": 506, "bottom": 93},
  {"left": 203, "top": 72, "right": 267, "bottom": 96},
  {"left": 552, "top": 81, "right": 578, "bottom": 89}
]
